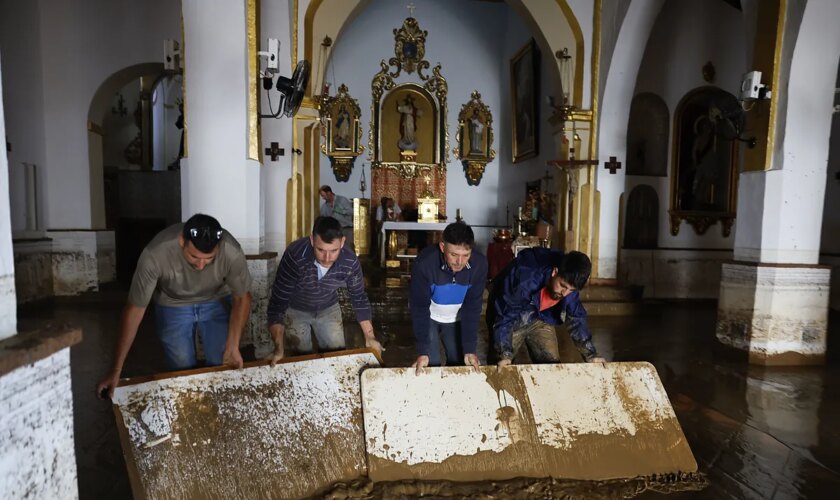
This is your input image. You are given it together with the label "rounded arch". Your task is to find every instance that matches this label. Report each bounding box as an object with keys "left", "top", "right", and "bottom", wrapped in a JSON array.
[
  {"left": 87, "top": 62, "right": 165, "bottom": 228},
  {"left": 624, "top": 184, "right": 659, "bottom": 249},
  {"left": 626, "top": 92, "right": 669, "bottom": 176},
  {"left": 302, "top": 0, "right": 584, "bottom": 107}
]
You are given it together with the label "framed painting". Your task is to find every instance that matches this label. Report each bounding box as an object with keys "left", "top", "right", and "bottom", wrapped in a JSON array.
[
  {"left": 510, "top": 38, "right": 540, "bottom": 163},
  {"left": 320, "top": 84, "right": 363, "bottom": 182},
  {"left": 669, "top": 87, "right": 740, "bottom": 236}
]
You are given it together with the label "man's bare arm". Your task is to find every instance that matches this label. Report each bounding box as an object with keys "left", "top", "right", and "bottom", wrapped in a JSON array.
[{"left": 96, "top": 304, "right": 147, "bottom": 399}]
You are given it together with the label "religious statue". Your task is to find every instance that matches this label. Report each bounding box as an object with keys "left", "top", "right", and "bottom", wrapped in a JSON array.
[
  {"left": 334, "top": 105, "right": 351, "bottom": 149},
  {"left": 468, "top": 109, "right": 484, "bottom": 154},
  {"left": 397, "top": 94, "right": 421, "bottom": 151}
]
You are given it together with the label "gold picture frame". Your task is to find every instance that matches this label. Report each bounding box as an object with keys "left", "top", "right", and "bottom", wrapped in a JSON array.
[
  {"left": 320, "top": 84, "right": 364, "bottom": 182},
  {"left": 668, "top": 87, "right": 739, "bottom": 236},
  {"left": 510, "top": 38, "right": 540, "bottom": 163},
  {"left": 453, "top": 90, "right": 495, "bottom": 185}
]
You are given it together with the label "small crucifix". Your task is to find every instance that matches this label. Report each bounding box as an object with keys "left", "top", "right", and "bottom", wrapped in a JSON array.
[
  {"left": 407, "top": 2, "right": 416, "bottom": 17},
  {"left": 264, "top": 142, "right": 284, "bottom": 161},
  {"left": 604, "top": 156, "right": 622, "bottom": 174}
]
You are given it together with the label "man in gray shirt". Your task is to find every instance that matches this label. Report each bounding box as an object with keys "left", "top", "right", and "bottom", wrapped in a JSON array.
[
  {"left": 319, "top": 185, "right": 355, "bottom": 251},
  {"left": 96, "top": 213, "right": 253, "bottom": 398}
]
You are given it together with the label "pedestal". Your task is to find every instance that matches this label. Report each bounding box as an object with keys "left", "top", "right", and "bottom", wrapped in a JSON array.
[{"left": 716, "top": 262, "right": 830, "bottom": 365}]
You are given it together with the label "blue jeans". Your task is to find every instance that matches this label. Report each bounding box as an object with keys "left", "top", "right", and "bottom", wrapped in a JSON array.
[
  {"left": 427, "top": 319, "right": 462, "bottom": 366},
  {"left": 154, "top": 298, "right": 231, "bottom": 370},
  {"left": 284, "top": 303, "right": 345, "bottom": 355}
]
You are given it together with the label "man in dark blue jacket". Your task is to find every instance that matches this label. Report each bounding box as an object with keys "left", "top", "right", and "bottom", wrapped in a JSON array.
[
  {"left": 487, "top": 248, "right": 605, "bottom": 366},
  {"left": 410, "top": 222, "right": 488, "bottom": 374}
]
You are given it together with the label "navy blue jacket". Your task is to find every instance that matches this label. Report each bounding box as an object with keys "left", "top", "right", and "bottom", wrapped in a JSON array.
[
  {"left": 409, "top": 244, "right": 488, "bottom": 356},
  {"left": 487, "top": 247, "right": 597, "bottom": 361}
]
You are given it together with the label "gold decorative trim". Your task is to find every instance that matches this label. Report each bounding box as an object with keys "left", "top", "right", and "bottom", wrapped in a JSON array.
[
  {"left": 556, "top": 0, "right": 585, "bottom": 109},
  {"left": 320, "top": 83, "right": 365, "bottom": 182},
  {"left": 586, "top": 0, "right": 602, "bottom": 274},
  {"left": 247, "top": 0, "right": 260, "bottom": 161},
  {"left": 765, "top": 0, "right": 786, "bottom": 171},
  {"left": 87, "top": 121, "right": 104, "bottom": 136},
  {"left": 294, "top": 0, "right": 301, "bottom": 70},
  {"left": 303, "top": 0, "right": 325, "bottom": 97},
  {"left": 389, "top": 17, "right": 430, "bottom": 79},
  {"left": 181, "top": 15, "right": 188, "bottom": 158},
  {"left": 453, "top": 90, "right": 496, "bottom": 186}
]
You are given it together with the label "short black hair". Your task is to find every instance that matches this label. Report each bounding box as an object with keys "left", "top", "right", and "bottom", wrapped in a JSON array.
[
  {"left": 557, "top": 251, "right": 591, "bottom": 290},
  {"left": 183, "top": 213, "right": 223, "bottom": 253},
  {"left": 442, "top": 222, "right": 475, "bottom": 249},
  {"left": 312, "top": 216, "right": 344, "bottom": 243},
  {"left": 320, "top": 185, "right": 333, "bottom": 193}
]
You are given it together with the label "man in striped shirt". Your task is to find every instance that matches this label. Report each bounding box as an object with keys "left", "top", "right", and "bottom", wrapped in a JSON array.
[{"left": 265, "top": 216, "right": 382, "bottom": 363}]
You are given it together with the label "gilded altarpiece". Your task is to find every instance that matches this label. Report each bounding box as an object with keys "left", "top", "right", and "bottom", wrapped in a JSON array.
[{"left": 370, "top": 17, "right": 449, "bottom": 220}]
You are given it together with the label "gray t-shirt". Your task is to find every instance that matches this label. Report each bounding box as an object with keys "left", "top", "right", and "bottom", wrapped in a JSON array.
[
  {"left": 127, "top": 223, "right": 253, "bottom": 307},
  {"left": 320, "top": 194, "right": 354, "bottom": 228}
]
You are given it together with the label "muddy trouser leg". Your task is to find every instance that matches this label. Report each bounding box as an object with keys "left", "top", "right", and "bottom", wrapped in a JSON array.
[
  {"left": 284, "top": 307, "right": 315, "bottom": 355},
  {"left": 311, "top": 302, "right": 346, "bottom": 352},
  {"left": 438, "top": 320, "right": 463, "bottom": 366},
  {"left": 523, "top": 320, "right": 562, "bottom": 363}
]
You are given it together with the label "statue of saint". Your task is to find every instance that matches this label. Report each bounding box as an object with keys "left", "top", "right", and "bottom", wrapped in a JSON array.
[
  {"left": 398, "top": 95, "right": 422, "bottom": 151},
  {"left": 468, "top": 109, "right": 484, "bottom": 154}
]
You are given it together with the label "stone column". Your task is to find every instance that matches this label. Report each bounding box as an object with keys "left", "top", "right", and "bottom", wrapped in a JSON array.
[
  {"left": 181, "top": 0, "right": 273, "bottom": 353},
  {"left": 180, "top": 0, "right": 263, "bottom": 255}
]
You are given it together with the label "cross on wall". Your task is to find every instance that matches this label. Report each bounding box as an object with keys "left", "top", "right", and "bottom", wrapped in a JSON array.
[
  {"left": 604, "top": 156, "right": 622, "bottom": 174},
  {"left": 264, "top": 142, "right": 284, "bottom": 161}
]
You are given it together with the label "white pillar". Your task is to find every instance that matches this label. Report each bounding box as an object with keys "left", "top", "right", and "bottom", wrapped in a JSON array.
[
  {"left": 181, "top": 0, "right": 264, "bottom": 254},
  {"left": 716, "top": 0, "right": 840, "bottom": 365},
  {"left": 0, "top": 56, "right": 18, "bottom": 339}
]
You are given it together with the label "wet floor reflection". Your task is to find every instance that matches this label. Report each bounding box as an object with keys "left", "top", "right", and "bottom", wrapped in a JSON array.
[{"left": 18, "top": 288, "right": 840, "bottom": 499}]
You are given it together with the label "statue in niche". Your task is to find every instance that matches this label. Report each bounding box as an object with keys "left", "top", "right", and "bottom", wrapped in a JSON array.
[
  {"left": 397, "top": 94, "right": 422, "bottom": 151},
  {"left": 468, "top": 109, "right": 484, "bottom": 154},
  {"left": 334, "top": 104, "right": 352, "bottom": 149}
]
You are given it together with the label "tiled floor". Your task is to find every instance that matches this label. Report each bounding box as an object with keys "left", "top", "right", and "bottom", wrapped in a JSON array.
[{"left": 19, "top": 286, "right": 840, "bottom": 499}]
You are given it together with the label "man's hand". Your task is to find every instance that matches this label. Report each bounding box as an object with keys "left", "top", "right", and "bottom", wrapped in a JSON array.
[
  {"left": 496, "top": 358, "right": 512, "bottom": 370},
  {"left": 464, "top": 353, "right": 481, "bottom": 373},
  {"left": 264, "top": 346, "right": 285, "bottom": 366},
  {"left": 588, "top": 356, "right": 607, "bottom": 363},
  {"left": 223, "top": 344, "right": 244, "bottom": 369},
  {"left": 411, "top": 355, "right": 430, "bottom": 376},
  {"left": 365, "top": 337, "right": 384, "bottom": 357},
  {"left": 96, "top": 370, "right": 120, "bottom": 400}
]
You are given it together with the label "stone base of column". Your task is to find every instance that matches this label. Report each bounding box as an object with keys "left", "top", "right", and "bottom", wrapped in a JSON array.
[
  {"left": 46, "top": 230, "right": 115, "bottom": 296},
  {"left": 716, "top": 262, "right": 830, "bottom": 366},
  {"left": 244, "top": 252, "right": 278, "bottom": 359}
]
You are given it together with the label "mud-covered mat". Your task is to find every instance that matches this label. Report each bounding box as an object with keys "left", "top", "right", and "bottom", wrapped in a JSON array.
[
  {"left": 112, "top": 350, "right": 380, "bottom": 500},
  {"left": 361, "top": 362, "right": 698, "bottom": 482}
]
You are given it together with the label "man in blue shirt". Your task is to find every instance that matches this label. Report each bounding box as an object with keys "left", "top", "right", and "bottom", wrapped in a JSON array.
[
  {"left": 266, "top": 216, "right": 382, "bottom": 363},
  {"left": 487, "top": 248, "right": 606, "bottom": 367},
  {"left": 410, "top": 222, "right": 488, "bottom": 374}
]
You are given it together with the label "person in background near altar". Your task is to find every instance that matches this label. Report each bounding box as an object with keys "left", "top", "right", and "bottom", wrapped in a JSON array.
[{"left": 319, "top": 185, "right": 355, "bottom": 252}]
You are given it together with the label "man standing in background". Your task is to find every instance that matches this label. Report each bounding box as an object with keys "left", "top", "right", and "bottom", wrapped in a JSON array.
[{"left": 319, "top": 185, "right": 355, "bottom": 252}]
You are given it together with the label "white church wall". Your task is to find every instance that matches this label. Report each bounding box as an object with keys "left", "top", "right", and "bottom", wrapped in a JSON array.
[
  {"left": 614, "top": 0, "right": 744, "bottom": 297},
  {"left": 634, "top": 0, "right": 745, "bottom": 251},
  {"left": 261, "top": 0, "right": 295, "bottom": 254},
  {"left": 0, "top": 57, "right": 17, "bottom": 338},
  {"left": 0, "top": 0, "right": 181, "bottom": 231},
  {"left": 102, "top": 79, "right": 142, "bottom": 170},
  {"left": 0, "top": 0, "right": 48, "bottom": 235},
  {"left": 321, "top": 0, "right": 524, "bottom": 253},
  {"left": 597, "top": 0, "right": 665, "bottom": 279},
  {"left": 181, "top": 0, "right": 263, "bottom": 254}
]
